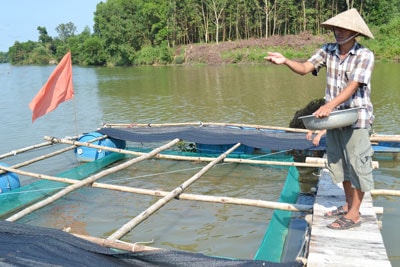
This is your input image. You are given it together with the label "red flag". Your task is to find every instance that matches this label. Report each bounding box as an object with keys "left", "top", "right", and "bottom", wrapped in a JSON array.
[{"left": 29, "top": 51, "right": 74, "bottom": 123}]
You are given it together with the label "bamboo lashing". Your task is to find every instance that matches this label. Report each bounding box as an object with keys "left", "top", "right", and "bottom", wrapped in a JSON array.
[
  {"left": 72, "top": 233, "right": 161, "bottom": 252},
  {"left": 5, "top": 138, "right": 180, "bottom": 222},
  {"left": 45, "top": 136, "right": 329, "bottom": 168},
  {"left": 107, "top": 142, "right": 242, "bottom": 241},
  {"left": 0, "top": 164, "right": 312, "bottom": 212}
]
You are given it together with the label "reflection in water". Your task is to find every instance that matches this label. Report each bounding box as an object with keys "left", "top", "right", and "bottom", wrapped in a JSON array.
[
  {"left": 94, "top": 65, "right": 328, "bottom": 126},
  {"left": 1, "top": 62, "right": 400, "bottom": 264}
]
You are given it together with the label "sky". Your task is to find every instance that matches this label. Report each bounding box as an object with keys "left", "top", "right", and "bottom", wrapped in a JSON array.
[{"left": 0, "top": 0, "right": 103, "bottom": 52}]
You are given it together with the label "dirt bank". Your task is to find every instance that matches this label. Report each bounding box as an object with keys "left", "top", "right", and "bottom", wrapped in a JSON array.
[{"left": 182, "top": 32, "right": 330, "bottom": 65}]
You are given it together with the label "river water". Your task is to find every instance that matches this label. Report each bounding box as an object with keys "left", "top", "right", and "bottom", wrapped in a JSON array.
[{"left": 0, "top": 62, "right": 399, "bottom": 264}]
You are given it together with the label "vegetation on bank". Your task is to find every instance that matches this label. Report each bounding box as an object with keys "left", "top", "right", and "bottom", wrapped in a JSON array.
[{"left": 1, "top": 0, "right": 399, "bottom": 66}]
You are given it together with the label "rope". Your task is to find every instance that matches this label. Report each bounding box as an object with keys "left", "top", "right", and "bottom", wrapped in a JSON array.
[
  {"left": 0, "top": 186, "right": 67, "bottom": 196},
  {"left": 101, "top": 149, "right": 293, "bottom": 184}
]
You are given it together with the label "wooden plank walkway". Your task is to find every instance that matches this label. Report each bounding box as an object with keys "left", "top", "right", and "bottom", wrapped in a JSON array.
[{"left": 307, "top": 168, "right": 391, "bottom": 267}]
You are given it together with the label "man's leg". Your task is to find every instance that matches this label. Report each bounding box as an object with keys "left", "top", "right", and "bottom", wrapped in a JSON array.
[
  {"left": 328, "top": 187, "right": 363, "bottom": 228},
  {"left": 345, "top": 188, "right": 363, "bottom": 222},
  {"left": 342, "top": 180, "right": 353, "bottom": 211}
]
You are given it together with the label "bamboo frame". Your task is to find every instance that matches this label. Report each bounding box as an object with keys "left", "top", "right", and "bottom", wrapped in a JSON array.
[
  {"left": 92, "top": 183, "right": 313, "bottom": 212},
  {"left": 107, "top": 143, "right": 242, "bottom": 241},
  {"left": 0, "top": 135, "right": 107, "bottom": 175},
  {"left": 5, "top": 138, "right": 180, "bottom": 222},
  {"left": 7, "top": 161, "right": 396, "bottom": 214},
  {"left": 45, "top": 136, "right": 328, "bottom": 168},
  {"left": 0, "top": 164, "right": 313, "bottom": 212},
  {"left": 101, "top": 122, "right": 400, "bottom": 143}
]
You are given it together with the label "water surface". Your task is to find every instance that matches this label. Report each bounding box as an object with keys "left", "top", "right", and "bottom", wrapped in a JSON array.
[{"left": 0, "top": 62, "right": 399, "bottom": 263}]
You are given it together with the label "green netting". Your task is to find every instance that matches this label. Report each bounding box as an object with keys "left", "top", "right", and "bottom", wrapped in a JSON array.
[
  {"left": 253, "top": 165, "right": 300, "bottom": 262},
  {"left": 0, "top": 153, "right": 125, "bottom": 219}
]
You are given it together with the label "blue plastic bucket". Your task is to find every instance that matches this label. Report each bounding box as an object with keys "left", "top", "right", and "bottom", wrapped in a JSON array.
[
  {"left": 75, "top": 132, "right": 126, "bottom": 162},
  {"left": 0, "top": 162, "right": 20, "bottom": 193}
]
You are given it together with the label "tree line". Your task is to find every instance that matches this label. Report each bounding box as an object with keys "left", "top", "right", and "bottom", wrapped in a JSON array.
[{"left": 2, "top": 0, "right": 399, "bottom": 66}]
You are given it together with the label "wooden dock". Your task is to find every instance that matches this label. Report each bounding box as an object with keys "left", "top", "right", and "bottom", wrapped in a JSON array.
[{"left": 307, "top": 168, "right": 391, "bottom": 267}]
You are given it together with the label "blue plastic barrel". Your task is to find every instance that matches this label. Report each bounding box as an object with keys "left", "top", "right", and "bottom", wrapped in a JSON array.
[
  {"left": 0, "top": 162, "right": 20, "bottom": 193},
  {"left": 75, "top": 132, "right": 126, "bottom": 162}
]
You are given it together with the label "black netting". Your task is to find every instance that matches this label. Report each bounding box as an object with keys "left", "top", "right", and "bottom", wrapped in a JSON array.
[
  {"left": 98, "top": 125, "right": 323, "bottom": 151},
  {"left": 0, "top": 221, "right": 303, "bottom": 267}
]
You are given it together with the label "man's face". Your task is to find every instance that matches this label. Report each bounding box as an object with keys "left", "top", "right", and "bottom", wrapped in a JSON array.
[{"left": 333, "top": 27, "right": 358, "bottom": 44}]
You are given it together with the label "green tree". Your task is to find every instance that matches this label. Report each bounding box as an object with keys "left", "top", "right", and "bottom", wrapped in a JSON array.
[
  {"left": 8, "top": 41, "right": 37, "bottom": 64},
  {"left": 93, "top": 0, "right": 143, "bottom": 65},
  {"left": 0, "top": 52, "right": 8, "bottom": 63},
  {"left": 37, "top": 26, "right": 52, "bottom": 44},
  {"left": 81, "top": 36, "right": 107, "bottom": 65},
  {"left": 6, "top": 0, "right": 400, "bottom": 65},
  {"left": 56, "top": 22, "right": 77, "bottom": 41}
]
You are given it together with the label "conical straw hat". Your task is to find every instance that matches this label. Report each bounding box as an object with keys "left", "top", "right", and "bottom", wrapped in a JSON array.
[{"left": 321, "top": 8, "right": 374, "bottom": 39}]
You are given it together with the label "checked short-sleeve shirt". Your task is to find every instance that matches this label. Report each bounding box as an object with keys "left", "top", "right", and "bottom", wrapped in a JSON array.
[{"left": 308, "top": 42, "right": 374, "bottom": 129}]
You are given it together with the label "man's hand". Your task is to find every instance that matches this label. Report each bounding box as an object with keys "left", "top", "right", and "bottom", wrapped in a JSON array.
[
  {"left": 313, "top": 104, "right": 335, "bottom": 118},
  {"left": 264, "top": 52, "right": 287, "bottom": 65}
]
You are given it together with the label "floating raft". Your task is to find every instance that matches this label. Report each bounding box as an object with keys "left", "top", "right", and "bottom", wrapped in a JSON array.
[{"left": 307, "top": 169, "right": 391, "bottom": 267}]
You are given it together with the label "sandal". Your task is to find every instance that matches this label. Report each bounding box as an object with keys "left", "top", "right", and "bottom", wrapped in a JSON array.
[
  {"left": 327, "top": 216, "right": 361, "bottom": 230},
  {"left": 324, "top": 206, "right": 347, "bottom": 217}
]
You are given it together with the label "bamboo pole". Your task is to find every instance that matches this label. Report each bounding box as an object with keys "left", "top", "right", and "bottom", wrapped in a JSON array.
[
  {"left": 374, "top": 207, "right": 384, "bottom": 215},
  {"left": 371, "top": 189, "right": 400, "bottom": 197},
  {"left": 0, "top": 165, "right": 79, "bottom": 184},
  {"left": 72, "top": 233, "right": 161, "bottom": 252},
  {"left": 102, "top": 122, "right": 311, "bottom": 133},
  {"left": 44, "top": 136, "right": 144, "bottom": 157},
  {"left": 107, "top": 142, "right": 242, "bottom": 241},
  {"left": 0, "top": 165, "right": 312, "bottom": 213},
  {"left": 102, "top": 122, "right": 400, "bottom": 143},
  {"left": 370, "top": 134, "right": 400, "bottom": 143},
  {"left": 0, "top": 135, "right": 107, "bottom": 175},
  {"left": 93, "top": 183, "right": 313, "bottom": 212},
  {"left": 0, "top": 141, "right": 53, "bottom": 160},
  {"left": 5, "top": 138, "right": 180, "bottom": 222},
  {"left": 44, "top": 136, "right": 327, "bottom": 168},
  {"left": 305, "top": 157, "right": 379, "bottom": 169}
]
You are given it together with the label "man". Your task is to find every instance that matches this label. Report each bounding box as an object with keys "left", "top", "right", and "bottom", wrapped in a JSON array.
[{"left": 265, "top": 8, "right": 375, "bottom": 230}]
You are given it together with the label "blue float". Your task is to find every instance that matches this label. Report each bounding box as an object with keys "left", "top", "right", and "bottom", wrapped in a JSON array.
[
  {"left": 0, "top": 162, "right": 20, "bottom": 193},
  {"left": 75, "top": 132, "right": 126, "bottom": 162}
]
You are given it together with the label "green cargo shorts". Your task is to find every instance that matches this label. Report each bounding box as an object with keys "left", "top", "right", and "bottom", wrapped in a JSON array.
[{"left": 326, "top": 127, "right": 374, "bottom": 192}]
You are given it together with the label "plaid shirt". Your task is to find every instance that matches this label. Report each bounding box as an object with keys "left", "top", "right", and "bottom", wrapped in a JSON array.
[{"left": 308, "top": 42, "right": 374, "bottom": 128}]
